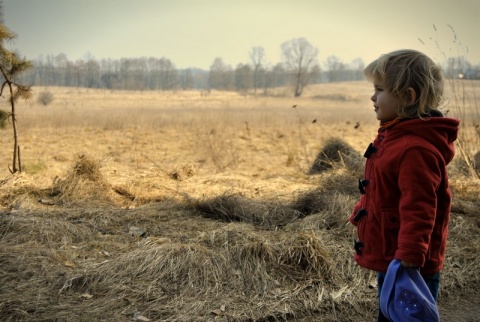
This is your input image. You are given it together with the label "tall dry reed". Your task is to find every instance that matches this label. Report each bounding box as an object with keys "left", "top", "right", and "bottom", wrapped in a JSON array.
[{"left": 420, "top": 24, "right": 480, "bottom": 179}]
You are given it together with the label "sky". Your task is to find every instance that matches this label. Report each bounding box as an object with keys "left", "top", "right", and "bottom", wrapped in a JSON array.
[{"left": 3, "top": 0, "right": 479, "bottom": 70}]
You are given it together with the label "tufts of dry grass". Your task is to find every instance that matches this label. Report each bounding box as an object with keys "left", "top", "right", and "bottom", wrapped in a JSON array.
[
  {"left": 421, "top": 25, "right": 480, "bottom": 179},
  {"left": 307, "top": 137, "right": 363, "bottom": 175},
  {"left": 192, "top": 193, "right": 302, "bottom": 229},
  {"left": 0, "top": 83, "right": 478, "bottom": 321},
  {"left": 50, "top": 154, "right": 121, "bottom": 207}
]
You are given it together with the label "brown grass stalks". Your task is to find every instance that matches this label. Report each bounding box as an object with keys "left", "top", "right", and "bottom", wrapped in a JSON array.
[
  {"left": 421, "top": 24, "right": 480, "bottom": 179},
  {"left": 0, "top": 84, "right": 478, "bottom": 321}
]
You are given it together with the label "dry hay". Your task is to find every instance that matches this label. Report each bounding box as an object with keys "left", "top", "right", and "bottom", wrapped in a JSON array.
[
  {"left": 450, "top": 178, "right": 480, "bottom": 211},
  {"left": 279, "top": 231, "right": 335, "bottom": 282},
  {"left": 0, "top": 242, "right": 73, "bottom": 321},
  {"left": 88, "top": 242, "right": 231, "bottom": 297},
  {"left": 192, "top": 193, "right": 303, "bottom": 229},
  {"left": 168, "top": 163, "right": 197, "bottom": 181},
  {"left": 199, "top": 224, "right": 336, "bottom": 285},
  {"left": 0, "top": 173, "right": 43, "bottom": 209},
  {"left": 474, "top": 150, "right": 480, "bottom": 169},
  {"left": 448, "top": 150, "right": 480, "bottom": 179},
  {"left": 289, "top": 168, "right": 359, "bottom": 227},
  {"left": 193, "top": 168, "right": 360, "bottom": 231},
  {"left": 0, "top": 154, "right": 124, "bottom": 210},
  {"left": 444, "top": 178, "right": 480, "bottom": 291},
  {"left": 73, "top": 225, "right": 345, "bottom": 321},
  {"left": 0, "top": 138, "right": 479, "bottom": 320},
  {"left": 51, "top": 154, "right": 126, "bottom": 207},
  {"left": 307, "top": 138, "right": 363, "bottom": 175},
  {"left": 0, "top": 200, "right": 374, "bottom": 321},
  {"left": 449, "top": 157, "right": 476, "bottom": 178}
]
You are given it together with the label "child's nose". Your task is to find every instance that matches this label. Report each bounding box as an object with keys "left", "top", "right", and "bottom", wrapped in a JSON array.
[{"left": 371, "top": 94, "right": 376, "bottom": 102}]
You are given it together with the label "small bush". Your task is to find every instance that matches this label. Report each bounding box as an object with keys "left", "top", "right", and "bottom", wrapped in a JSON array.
[{"left": 37, "top": 91, "right": 54, "bottom": 106}]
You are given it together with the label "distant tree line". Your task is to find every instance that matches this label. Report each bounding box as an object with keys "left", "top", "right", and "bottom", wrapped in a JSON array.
[
  {"left": 14, "top": 38, "right": 370, "bottom": 96},
  {"left": 14, "top": 37, "right": 480, "bottom": 95}
]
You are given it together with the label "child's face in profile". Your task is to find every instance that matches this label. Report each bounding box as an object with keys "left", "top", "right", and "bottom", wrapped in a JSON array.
[{"left": 371, "top": 82, "right": 402, "bottom": 123}]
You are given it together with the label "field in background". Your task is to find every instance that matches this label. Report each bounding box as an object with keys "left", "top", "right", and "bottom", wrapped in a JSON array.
[
  {"left": 0, "top": 81, "right": 478, "bottom": 321},
  {"left": 1, "top": 82, "right": 379, "bottom": 184},
  {"left": 6, "top": 80, "right": 479, "bottom": 182}
]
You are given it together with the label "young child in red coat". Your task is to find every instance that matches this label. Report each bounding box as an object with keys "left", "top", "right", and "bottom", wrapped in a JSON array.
[{"left": 349, "top": 49, "right": 459, "bottom": 321}]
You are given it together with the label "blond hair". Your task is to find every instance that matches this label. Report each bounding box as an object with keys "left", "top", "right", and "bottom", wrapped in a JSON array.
[{"left": 363, "top": 49, "right": 444, "bottom": 118}]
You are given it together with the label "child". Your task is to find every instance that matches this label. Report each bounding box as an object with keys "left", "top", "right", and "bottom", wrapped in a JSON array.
[{"left": 349, "top": 49, "right": 459, "bottom": 321}]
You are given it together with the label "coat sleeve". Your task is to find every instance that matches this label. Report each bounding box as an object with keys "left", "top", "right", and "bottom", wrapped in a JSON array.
[{"left": 395, "top": 147, "right": 442, "bottom": 267}]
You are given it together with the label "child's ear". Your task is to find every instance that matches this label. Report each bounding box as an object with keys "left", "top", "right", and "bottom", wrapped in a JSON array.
[{"left": 406, "top": 87, "right": 417, "bottom": 106}]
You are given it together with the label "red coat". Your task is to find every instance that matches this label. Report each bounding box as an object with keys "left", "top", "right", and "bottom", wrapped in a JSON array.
[{"left": 349, "top": 116, "right": 459, "bottom": 275}]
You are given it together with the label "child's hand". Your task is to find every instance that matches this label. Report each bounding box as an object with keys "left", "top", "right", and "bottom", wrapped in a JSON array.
[{"left": 401, "top": 261, "right": 417, "bottom": 268}]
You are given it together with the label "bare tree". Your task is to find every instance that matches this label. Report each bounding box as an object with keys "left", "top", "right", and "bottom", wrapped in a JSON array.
[
  {"left": 45, "top": 54, "right": 56, "bottom": 85},
  {"left": 249, "top": 46, "right": 265, "bottom": 94},
  {"left": 281, "top": 38, "right": 319, "bottom": 97},
  {"left": 54, "top": 53, "right": 69, "bottom": 85},
  {"left": 208, "top": 57, "right": 232, "bottom": 90},
  {"left": 350, "top": 57, "right": 365, "bottom": 80},
  {"left": 158, "top": 57, "right": 177, "bottom": 90},
  {"left": 325, "top": 55, "right": 345, "bottom": 82},
  {"left": 234, "top": 63, "right": 252, "bottom": 93},
  {"left": 179, "top": 68, "right": 193, "bottom": 90},
  {"left": 0, "top": 19, "right": 32, "bottom": 173},
  {"left": 100, "top": 58, "right": 118, "bottom": 89},
  {"left": 85, "top": 53, "right": 100, "bottom": 88}
]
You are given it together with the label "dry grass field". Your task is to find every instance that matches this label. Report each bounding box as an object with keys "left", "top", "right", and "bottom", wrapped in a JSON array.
[{"left": 0, "top": 81, "right": 479, "bottom": 321}]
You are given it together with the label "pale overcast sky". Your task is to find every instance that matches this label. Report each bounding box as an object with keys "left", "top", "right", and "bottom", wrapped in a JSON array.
[{"left": 3, "top": 0, "right": 479, "bottom": 70}]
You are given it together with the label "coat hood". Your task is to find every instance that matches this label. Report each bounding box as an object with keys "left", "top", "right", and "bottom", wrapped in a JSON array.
[{"left": 391, "top": 117, "right": 459, "bottom": 164}]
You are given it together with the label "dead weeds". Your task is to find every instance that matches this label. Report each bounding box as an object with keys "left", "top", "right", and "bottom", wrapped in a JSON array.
[{"left": 0, "top": 128, "right": 478, "bottom": 321}]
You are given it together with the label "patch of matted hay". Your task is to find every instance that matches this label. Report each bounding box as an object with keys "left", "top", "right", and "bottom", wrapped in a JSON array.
[
  {"left": 450, "top": 178, "right": 480, "bottom": 205},
  {"left": 283, "top": 214, "right": 377, "bottom": 299},
  {"left": 117, "top": 170, "right": 297, "bottom": 208},
  {"left": 0, "top": 173, "right": 48, "bottom": 209},
  {"left": 0, "top": 211, "right": 116, "bottom": 320},
  {"left": 192, "top": 193, "right": 303, "bottom": 229},
  {"left": 54, "top": 225, "right": 364, "bottom": 321},
  {"left": 0, "top": 154, "right": 125, "bottom": 210},
  {"left": 192, "top": 168, "right": 360, "bottom": 229},
  {"left": 307, "top": 137, "right": 363, "bottom": 175},
  {"left": 0, "top": 242, "right": 80, "bottom": 321},
  {"left": 199, "top": 224, "right": 336, "bottom": 281},
  {"left": 0, "top": 211, "right": 93, "bottom": 246},
  {"left": 0, "top": 202, "right": 375, "bottom": 321},
  {"left": 448, "top": 150, "right": 480, "bottom": 178},
  {"left": 1, "top": 172, "right": 477, "bottom": 320},
  {"left": 108, "top": 166, "right": 197, "bottom": 207},
  {"left": 168, "top": 163, "right": 197, "bottom": 181},
  {"left": 441, "top": 178, "right": 480, "bottom": 293},
  {"left": 51, "top": 154, "right": 126, "bottom": 207},
  {"left": 87, "top": 242, "right": 231, "bottom": 298},
  {"left": 289, "top": 168, "right": 359, "bottom": 221},
  {"left": 199, "top": 223, "right": 279, "bottom": 295},
  {"left": 448, "top": 177, "right": 480, "bottom": 289}
]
